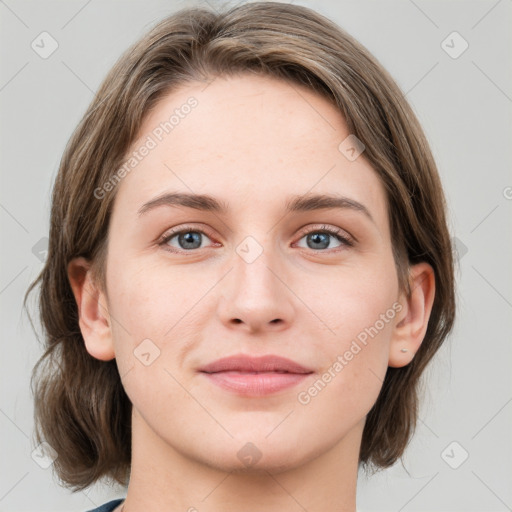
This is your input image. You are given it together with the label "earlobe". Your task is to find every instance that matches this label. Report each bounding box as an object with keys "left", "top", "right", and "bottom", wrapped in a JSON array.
[
  {"left": 67, "top": 257, "right": 115, "bottom": 361},
  {"left": 388, "top": 262, "right": 436, "bottom": 368}
]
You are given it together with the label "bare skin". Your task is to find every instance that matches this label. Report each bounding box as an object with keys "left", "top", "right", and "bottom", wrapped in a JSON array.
[{"left": 68, "top": 73, "right": 435, "bottom": 512}]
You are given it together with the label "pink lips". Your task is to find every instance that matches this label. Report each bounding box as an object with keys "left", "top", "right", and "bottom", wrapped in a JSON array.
[{"left": 199, "top": 354, "right": 314, "bottom": 396}]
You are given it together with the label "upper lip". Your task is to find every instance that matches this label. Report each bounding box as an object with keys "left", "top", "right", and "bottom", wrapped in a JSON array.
[{"left": 199, "top": 354, "right": 313, "bottom": 374}]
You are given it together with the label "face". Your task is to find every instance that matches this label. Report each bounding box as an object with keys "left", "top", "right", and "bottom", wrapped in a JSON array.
[{"left": 101, "top": 73, "right": 405, "bottom": 472}]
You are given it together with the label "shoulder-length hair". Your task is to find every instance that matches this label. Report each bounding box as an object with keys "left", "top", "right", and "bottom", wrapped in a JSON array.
[{"left": 25, "top": 1, "right": 455, "bottom": 491}]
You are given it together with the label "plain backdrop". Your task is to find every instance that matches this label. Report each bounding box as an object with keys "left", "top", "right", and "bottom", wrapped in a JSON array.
[{"left": 1, "top": 1, "right": 511, "bottom": 511}]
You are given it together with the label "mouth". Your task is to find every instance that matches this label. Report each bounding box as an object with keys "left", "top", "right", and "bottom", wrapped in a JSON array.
[
  {"left": 207, "top": 370, "right": 295, "bottom": 374},
  {"left": 198, "top": 354, "right": 314, "bottom": 396},
  {"left": 199, "top": 353, "right": 313, "bottom": 374}
]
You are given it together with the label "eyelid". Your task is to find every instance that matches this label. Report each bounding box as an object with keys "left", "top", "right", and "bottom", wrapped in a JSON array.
[
  {"left": 157, "top": 223, "right": 218, "bottom": 246},
  {"left": 295, "top": 223, "right": 356, "bottom": 245},
  {"left": 157, "top": 223, "right": 356, "bottom": 253}
]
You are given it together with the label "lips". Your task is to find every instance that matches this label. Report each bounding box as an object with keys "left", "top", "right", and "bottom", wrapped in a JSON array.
[
  {"left": 199, "top": 354, "right": 313, "bottom": 374},
  {"left": 199, "top": 354, "right": 314, "bottom": 396}
]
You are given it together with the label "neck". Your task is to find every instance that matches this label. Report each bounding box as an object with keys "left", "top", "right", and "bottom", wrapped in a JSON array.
[{"left": 120, "top": 410, "right": 362, "bottom": 512}]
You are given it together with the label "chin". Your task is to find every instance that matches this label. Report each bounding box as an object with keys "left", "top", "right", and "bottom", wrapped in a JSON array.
[{"left": 196, "top": 436, "right": 315, "bottom": 475}]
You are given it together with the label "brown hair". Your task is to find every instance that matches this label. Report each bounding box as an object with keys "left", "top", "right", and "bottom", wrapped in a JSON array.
[{"left": 24, "top": 1, "right": 455, "bottom": 491}]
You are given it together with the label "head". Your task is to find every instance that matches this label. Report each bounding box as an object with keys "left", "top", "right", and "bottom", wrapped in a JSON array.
[{"left": 26, "top": 1, "right": 455, "bottom": 491}]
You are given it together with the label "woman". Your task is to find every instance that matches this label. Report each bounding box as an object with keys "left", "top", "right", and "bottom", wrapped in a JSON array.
[{"left": 25, "top": 2, "right": 455, "bottom": 511}]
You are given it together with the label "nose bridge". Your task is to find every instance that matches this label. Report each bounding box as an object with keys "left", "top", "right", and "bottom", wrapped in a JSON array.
[
  {"left": 232, "top": 232, "right": 282, "bottom": 297},
  {"left": 218, "top": 231, "right": 294, "bottom": 330}
]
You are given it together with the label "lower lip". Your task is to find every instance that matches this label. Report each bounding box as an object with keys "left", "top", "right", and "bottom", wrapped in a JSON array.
[{"left": 201, "top": 371, "right": 312, "bottom": 396}]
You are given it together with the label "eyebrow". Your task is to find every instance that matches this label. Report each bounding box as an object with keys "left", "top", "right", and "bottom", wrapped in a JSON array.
[{"left": 137, "top": 191, "right": 374, "bottom": 223}]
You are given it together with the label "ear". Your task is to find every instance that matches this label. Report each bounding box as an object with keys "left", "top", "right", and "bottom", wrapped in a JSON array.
[
  {"left": 67, "top": 257, "right": 115, "bottom": 361},
  {"left": 388, "top": 262, "right": 436, "bottom": 368}
]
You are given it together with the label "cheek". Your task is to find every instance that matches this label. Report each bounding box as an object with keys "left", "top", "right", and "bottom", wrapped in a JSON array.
[
  {"left": 295, "top": 302, "right": 396, "bottom": 431},
  {"left": 106, "top": 259, "right": 216, "bottom": 386},
  {"left": 107, "top": 258, "right": 206, "bottom": 336},
  {"left": 300, "top": 264, "right": 399, "bottom": 397},
  {"left": 305, "top": 260, "right": 399, "bottom": 345}
]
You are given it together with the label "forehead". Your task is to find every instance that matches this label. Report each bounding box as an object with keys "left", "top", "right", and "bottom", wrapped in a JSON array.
[{"left": 113, "top": 73, "right": 388, "bottom": 227}]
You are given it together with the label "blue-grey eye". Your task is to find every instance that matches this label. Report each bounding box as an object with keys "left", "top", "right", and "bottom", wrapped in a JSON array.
[
  {"left": 164, "top": 230, "right": 212, "bottom": 250},
  {"left": 296, "top": 229, "right": 347, "bottom": 251}
]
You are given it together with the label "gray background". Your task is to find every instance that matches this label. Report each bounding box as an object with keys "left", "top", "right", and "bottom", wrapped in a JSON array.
[{"left": 1, "top": 0, "right": 511, "bottom": 511}]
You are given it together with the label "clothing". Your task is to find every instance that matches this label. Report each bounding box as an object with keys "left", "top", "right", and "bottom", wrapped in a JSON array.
[
  {"left": 85, "top": 498, "right": 359, "bottom": 511},
  {"left": 86, "top": 498, "right": 124, "bottom": 512}
]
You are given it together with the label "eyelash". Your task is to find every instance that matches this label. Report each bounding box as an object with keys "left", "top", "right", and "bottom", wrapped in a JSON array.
[{"left": 158, "top": 224, "right": 354, "bottom": 255}]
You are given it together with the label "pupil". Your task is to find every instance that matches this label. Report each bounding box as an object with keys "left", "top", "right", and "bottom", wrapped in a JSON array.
[
  {"left": 180, "top": 232, "right": 201, "bottom": 249},
  {"left": 309, "top": 232, "right": 329, "bottom": 250}
]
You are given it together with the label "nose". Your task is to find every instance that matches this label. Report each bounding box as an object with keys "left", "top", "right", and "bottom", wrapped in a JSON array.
[{"left": 216, "top": 239, "right": 295, "bottom": 334}]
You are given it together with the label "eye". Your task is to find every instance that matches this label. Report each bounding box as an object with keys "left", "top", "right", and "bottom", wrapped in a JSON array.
[
  {"left": 159, "top": 225, "right": 218, "bottom": 253},
  {"left": 158, "top": 223, "right": 354, "bottom": 255},
  {"left": 294, "top": 225, "right": 354, "bottom": 252}
]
